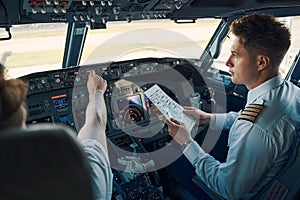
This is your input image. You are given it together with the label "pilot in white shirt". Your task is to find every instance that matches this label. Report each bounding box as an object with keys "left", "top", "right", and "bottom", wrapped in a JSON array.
[
  {"left": 183, "top": 75, "right": 300, "bottom": 199},
  {"left": 165, "top": 14, "right": 300, "bottom": 199}
]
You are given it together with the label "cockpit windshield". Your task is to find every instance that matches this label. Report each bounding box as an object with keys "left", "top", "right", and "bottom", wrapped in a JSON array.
[
  {"left": 0, "top": 19, "right": 220, "bottom": 78},
  {"left": 81, "top": 19, "right": 219, "bottom": 64}
]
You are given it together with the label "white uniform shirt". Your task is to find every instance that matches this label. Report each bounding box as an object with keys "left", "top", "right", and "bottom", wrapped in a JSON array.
[
  {"left": 81, "top": 139, "right": 113, "bottom": 200},
  {"left": 184, "top": 75, "right": 300, "bottom": 199}
]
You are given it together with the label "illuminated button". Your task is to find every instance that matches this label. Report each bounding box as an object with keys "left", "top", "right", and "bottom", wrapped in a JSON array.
[
  {"left": 53, "top": 7, "right": 59, "bottom": 13},
  {"left": 82, "top": 0, "right": 87, "bottom": 6},
  {"left": 80, "top": 15, "right": 84, "bottom": 21},
  {"left": 61, "top": 7, "right": 67, "bottom": 13},
  {"left": 175, "top": 2, "right": 182, "bottom": 9},
  {"left": 54, "top": 0, "right": 59, "bottom": 5},
  {"left": 41, "top": 8, "right": 46, "bottom": 14},
  {"left": 95, "top": 7, "right": 102, "bottom": 15},
  {"left": 90, "top": 1, "right": 94, "bottom": 6},
  {"left": 102, "top": 16, "right": 108, "bottom": 24},
  {"left": 31, "top": 7, "right": 38, "bottom": 14},
  {"left": 41, "top": 79, "right": 47, "bottom": 84},
  {"left": 113, "top": 6, "right": 120, "bottom": 14}
]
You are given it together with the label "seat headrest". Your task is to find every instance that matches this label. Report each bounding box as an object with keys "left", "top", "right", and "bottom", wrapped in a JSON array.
[{"left": 0, "top": 124, "right": 93, "bottom": 200}]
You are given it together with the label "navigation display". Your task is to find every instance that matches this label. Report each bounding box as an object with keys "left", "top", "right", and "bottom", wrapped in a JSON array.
[
  {"left": 117, "top": 94, "right": 146, "bottom": 126},
  {"left": 51, "top": 94, "right": 68, "bottom": 111}
]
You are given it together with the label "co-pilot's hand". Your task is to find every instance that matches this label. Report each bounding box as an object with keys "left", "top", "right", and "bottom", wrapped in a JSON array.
[
  {"left": 87, "top": 70, "right": 107, "bottom": 95},
  {"left": 165, "top": 118, "right": 193, "bottom": 145}
]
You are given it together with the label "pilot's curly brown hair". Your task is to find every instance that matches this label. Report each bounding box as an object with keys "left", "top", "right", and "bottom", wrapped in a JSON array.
[
  {"left": 230, "top": 13, "right": 291, "bottom": 68},
  {"left": 0, "top": 63, "right": 28, "bottom": 129}
]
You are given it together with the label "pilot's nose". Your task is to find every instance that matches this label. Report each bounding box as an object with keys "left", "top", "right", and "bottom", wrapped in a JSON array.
[{"left": 225, "top": 55, "right": 233, "bottom": 68}]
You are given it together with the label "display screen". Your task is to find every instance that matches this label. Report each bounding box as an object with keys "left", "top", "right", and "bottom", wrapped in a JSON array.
[
  {"left": 117, "top": 94, "right": 146, "bottom": 126},
  {"left": 27, "top": 116, "right": 53, "bottom": 124},
  {"left": 51, "top": 94, "right": 68, "bottom": 111},
  {"left": 59, "top": 114, "right": 74, "bottom": 128},
  {"left": 59, "top": 115, "right": 69, "bottom": 123}
]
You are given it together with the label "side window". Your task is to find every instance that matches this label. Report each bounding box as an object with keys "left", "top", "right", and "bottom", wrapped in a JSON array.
[
  {"left": 211, "top": 16, "right": 300, "bottom": 78},
  {"left": 0, "top": 23, "right": 68, "bottom": 78}
]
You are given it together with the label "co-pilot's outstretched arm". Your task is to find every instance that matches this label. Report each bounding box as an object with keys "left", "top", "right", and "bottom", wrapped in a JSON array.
[
  {"left": 77, "top": 70, "right": 108, "bottom": 151},
  {"left": 77, "top": 70, "right": 113, "bottom": 199}
]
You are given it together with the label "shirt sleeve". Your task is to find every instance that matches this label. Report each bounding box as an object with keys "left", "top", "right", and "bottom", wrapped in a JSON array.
[
  {"left": 184, "top": 121, "right": 274, "bottom": 199},
  {"left": 211, "top": 111, "right": 241, "bottom": 130},
  {"left": 81, "top": 139, "right": 113, "bottom": 200}
]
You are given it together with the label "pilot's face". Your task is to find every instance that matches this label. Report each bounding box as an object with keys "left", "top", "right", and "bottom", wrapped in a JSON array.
[{"left": 226, "top": 37, "right": 258, "bottom": 89}]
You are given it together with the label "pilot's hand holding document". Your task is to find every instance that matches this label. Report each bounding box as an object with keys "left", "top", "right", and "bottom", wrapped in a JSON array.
[{"left": 144, "top": 84, "right": 196, "bottom": 132}]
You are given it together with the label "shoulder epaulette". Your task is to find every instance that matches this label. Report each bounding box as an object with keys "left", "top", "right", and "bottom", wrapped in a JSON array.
[{"left": 238, "top": 103, "right": 264, "bottom": 123}]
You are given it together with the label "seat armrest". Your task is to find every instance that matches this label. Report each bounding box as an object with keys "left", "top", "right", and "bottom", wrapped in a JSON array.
[{"left": 192, "top": 175, "right": 225, "bottom": 200}]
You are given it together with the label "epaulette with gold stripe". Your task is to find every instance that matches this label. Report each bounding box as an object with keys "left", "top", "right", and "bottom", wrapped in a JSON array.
[{"left": 238, "top": 103, "right": 264, "bottom": 123}]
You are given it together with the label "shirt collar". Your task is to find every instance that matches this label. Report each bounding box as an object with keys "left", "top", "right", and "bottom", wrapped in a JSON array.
[{"left": 247, "top": 74, "right": 284, "bottom": 105}]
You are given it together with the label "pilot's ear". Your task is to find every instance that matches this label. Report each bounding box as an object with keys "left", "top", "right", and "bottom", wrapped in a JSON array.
[{"left": 257, "top": 55, "right": 270, "bottom": 71}]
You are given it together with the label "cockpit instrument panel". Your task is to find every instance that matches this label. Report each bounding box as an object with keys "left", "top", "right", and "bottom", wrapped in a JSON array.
[
  {"left": 22, "top": 57, "right": 211, "bottom": 149},
  {"left": 23, "top": 58, "right": 208, "bottom": 128},
  {"left": 20, "top": 57, "right": 219, "bottom": 199}
]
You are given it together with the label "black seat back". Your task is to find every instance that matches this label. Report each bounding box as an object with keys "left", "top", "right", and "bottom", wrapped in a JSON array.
[
  {"left": 255, "top": 128, "right": 300, "bottom": 200},
  {"left": 0, "top": 125, "right": 93, "bottom": 200}
]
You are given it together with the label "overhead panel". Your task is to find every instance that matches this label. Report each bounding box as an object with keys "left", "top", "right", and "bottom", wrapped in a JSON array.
[{"left": 20, "top": 0, "right": 193, "bottom": 25}]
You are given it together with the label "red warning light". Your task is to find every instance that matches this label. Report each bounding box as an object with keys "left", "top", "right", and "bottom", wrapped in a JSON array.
[
  {"left": 29, "top": 1, "right": 38, "bottom": 5},
  {"left": 29, "top": 1, "right": 47, "bottom": 5},
  {"left": 60, "top": 1, "right": 69, "bottom": 5},
  {"left": 29, "top": 0, "right": 68, "bottom": 5}
]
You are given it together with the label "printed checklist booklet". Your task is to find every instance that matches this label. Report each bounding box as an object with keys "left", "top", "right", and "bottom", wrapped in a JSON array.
[{"left": 144, "top": 84, "right": 196, "bottom": 132}]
